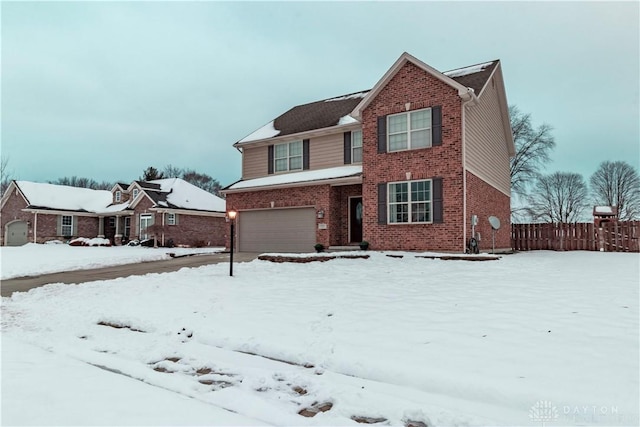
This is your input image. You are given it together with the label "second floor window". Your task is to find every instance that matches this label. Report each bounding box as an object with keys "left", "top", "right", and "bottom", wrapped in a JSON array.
[
  {"left": 275, "top": 141, "right": 303, "bottom": 172},
  {"left": 352, "top": 131, "right": 363, "bottom": 163},
  {"left": 132, "top": 189, "right": 139, "bottom": 199},
  {"left": 388, "top": 108, "right": 432, "bottom": 152},
  {"left": 115, "top": 191, "right": 121, "bottom": 202}
]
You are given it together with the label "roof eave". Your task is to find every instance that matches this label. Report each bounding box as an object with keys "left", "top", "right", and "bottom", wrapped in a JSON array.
[
  {"left": 232, "top": 121, "right": 362, "bottom": 149},
  {"left": 222, "top": 174, "right": 362, "bottom": 194}
]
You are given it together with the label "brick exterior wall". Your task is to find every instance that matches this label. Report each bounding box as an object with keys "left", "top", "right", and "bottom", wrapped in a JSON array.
[
  {"left": 1, "top": 189, "right": 30, "bottom": 245},
  {"left": 466, "top": 171, "right": 511, "bottom": 251},
  {"left": 361, "top": 61, "right": 466, "bottom": 252},
  {"left": 225, "top": 183, "right": 363, "bottom": 249}
]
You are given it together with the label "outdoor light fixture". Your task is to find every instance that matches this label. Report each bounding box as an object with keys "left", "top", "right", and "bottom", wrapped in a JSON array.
[
  {"left": 317, "top": 209, "right": 325, "bottom": 219},
  {"left": 228, "top": 209, "right": 237, "bottom": 276}
]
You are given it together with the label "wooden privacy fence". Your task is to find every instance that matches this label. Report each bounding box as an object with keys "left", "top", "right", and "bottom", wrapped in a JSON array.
[{"left": 511, "top": 221, "right": 640, "bottom": 252}]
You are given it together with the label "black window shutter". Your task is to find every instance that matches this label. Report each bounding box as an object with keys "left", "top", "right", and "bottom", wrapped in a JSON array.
[
  {"left": 377, "top": 116, "right": 387, "bottom": 153},
  {"left": 303, "top": 139, "right": 310, "bottom": 170},
  {"left": 267, "top": 145, "right": 274, "bottom": 174},
  {"left": 432, "top": 178, "right": 443, "bottom": 223},
  {"left": 378, "top": 183, "right": 387, "bottom": 224},
  {"left": 343, "top": 132, "right": 352, "bottom": 164},
  {"left": 432, "top": 106, "right": 442, "bottom": 146}
]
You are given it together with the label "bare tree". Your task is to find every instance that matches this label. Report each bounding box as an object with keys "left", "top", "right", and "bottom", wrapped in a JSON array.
[
  {"left": 50, "top": 176, "right": 113, "bottom": 190},
  {"left": 510, "top": 106, "right": 556, "bottom": 196},
  {"left": 182, "top": 169, "right": 222, "bottom": 196},
  {"left": 527, "top": 172, "right": 589, "bottom": 223},
  {"left": 163, "top": 164, "right": 183, "bottom": 179},
  {"left": 590, "top": 161, "right": 640, "bottom": 220},
  {"left": 1, "top": 155, "right": 14, "bottom": 197}
]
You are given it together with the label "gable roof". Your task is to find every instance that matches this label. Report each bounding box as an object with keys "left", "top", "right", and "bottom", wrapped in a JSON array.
[
  {"left": 235, "top": 53, "right": 501, "bottom": 146},
  {"left": 135, "top": 178, "right": 226, "bottom": 212}
]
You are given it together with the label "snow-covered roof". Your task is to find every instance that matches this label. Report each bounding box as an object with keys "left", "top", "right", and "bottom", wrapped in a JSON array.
[
  {"left": 147, "top": 178, "right": 226, "bottom": 212},
  {"left": 443, "top": 61, "right": 495, "bottom": 78},
  {"left": 226, "top": 165, "right": 362, "bottom": 191},
  {"left": 324, "top": 91, "right": 368, "bottom": 102},
  {"left": 16, "top": 181, "right": 114, "bottom": 212},
  {"left": 238, "top": 120, "right": 281, "bottom": 144},
  {"left": 594, "top": 206, "right": 613, "bottom": 214}
]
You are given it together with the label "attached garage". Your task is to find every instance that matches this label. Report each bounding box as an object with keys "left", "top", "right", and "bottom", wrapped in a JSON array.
[
  {"left": 238, "top": 208, "right": 316, "bottom": 253},
  {"left": 6, "top": 220, "right": 28, "bottom": 246}
]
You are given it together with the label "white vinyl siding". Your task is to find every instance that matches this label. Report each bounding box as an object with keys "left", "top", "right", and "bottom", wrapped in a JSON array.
[
  {"left": 388, "top": 108, "right": 432, "bottom": 152},
  {"left": 388, "top": 180, "right": 432, "bottom": 224}
]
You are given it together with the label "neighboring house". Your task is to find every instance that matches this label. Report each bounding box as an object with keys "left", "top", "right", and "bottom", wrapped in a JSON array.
[
  {"left": 1, "top": 178, "right": 226, "bottom": 247},
  {"left": 222, "top": 52, "right": 514, "bottom": 253}
]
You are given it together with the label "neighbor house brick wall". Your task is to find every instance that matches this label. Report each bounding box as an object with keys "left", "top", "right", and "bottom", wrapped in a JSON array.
[
  {"left": 465, "top": 171, "right": 511, "bottom": 251},
  {"left": 361, "top": 61, "right": 465, "bottom": 251},
  {"left": 161, "top": 215, "right": 226, "bottom": 247},
  {"left": 1, "top": 190, "right": 30, "bottom": 245}
]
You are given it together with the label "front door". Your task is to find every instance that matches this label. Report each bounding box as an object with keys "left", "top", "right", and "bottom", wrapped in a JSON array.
[
  {"left": 139, "top": 214, "right": 153, "bottom": 240},
  {"left": 349, "top": 197, "right": 363, "bottom": 243}
]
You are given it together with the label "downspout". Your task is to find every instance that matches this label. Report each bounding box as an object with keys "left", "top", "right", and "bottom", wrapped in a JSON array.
[
  {"left": 33, "top": 212, "right": 38, "bottom": 243},
  {"left": 161, "top": 212, "right": 165, "bottom": 247},
  {"left": 461, "top": 88, "right": 478, "bottom": 252}
]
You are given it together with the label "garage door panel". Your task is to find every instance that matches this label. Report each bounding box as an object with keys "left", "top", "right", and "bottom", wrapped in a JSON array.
[
  {"left": 239, "top": 208, "right": 315, "bottom": 253},
  {"left": 7, "top": 221, "right": 28, "bottom": 246}
]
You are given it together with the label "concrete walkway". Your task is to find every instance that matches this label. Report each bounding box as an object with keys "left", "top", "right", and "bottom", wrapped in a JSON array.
[{"left": 1, "top": 252, "right": 259, "bottom": 297}]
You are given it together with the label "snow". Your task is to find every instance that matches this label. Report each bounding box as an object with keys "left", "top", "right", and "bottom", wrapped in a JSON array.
[
  {"left": 324, "top": 91, "right": 369, "bottom": 102},
  {"left": 227, "top": 165, "right": 362, "bottom": 191},
  {"left": 0, "top": 243, "right": 224, "bottom": 279},
  {"left": 237, "top": 120, "right": 281, "bottom": 144},
  {"left": 337, "top": 114, "right": 359, "bottom": 125},
  {"left": 69, "top": 237, "right": 111, "bottom": 246},
  {"left": 595, "top": 206, "right": 614, "bottom": 214},
  {"left": 444, "top": 61, "right": 495, "bottom": 78},
  {"left": 2, "top": 248, "right": 638, "bottom": 426},
  {"left": 15, "top": 181, "right": 113, "bottom": 212},
  {"left": 148, "top": 178, "right": 226, "bottom": 212}
]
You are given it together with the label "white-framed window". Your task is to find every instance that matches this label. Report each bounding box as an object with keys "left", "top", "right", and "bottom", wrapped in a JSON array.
[
  {"left": 388, "top": 180, "right": 432, "bottom": 224},
  {"left": 132, "top": 189, "right": 139, "bottom": 199},
  {"left": 388, "top": 108, "right": 432, "bottom": 152},
  {"left": 140, "top": 214, "right": 153, "bottom": 239},
  {"left": 274, "top": 141, "right": 303, "bottom": 172},
  {"left": 167, "top": 213, "right": 176, "bottom": 225},
  {"left": 115, "top": 191, "right": 121, "bottom": 202},
  {"left": 352, "top": 130, "right": 363, "bottom": 163},
  {"left": 109, "top": 217, "right": 115, "bottom": 228},
  {"left": 61, "top": 215, "right": 73, "bottom": 236}
]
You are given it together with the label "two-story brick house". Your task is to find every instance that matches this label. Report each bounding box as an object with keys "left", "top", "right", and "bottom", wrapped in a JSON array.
[
  {"left": 222, "top": 52, "right": 514, "bottom": 253},
  {"left": 1, "top": 178, "right": 226, "bottom": 247}
]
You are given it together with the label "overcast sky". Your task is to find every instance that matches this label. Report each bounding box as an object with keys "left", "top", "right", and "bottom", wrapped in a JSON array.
[{"left": 2, "top": 1, "right": 638, "bottom": 188}]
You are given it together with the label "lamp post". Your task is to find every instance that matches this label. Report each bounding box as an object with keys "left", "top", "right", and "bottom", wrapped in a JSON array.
[{"left": 228, "top": 209, "right": 237, "bottom": 277}]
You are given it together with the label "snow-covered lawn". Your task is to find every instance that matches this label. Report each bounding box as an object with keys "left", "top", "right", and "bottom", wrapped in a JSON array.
[
  {"left": 0, "top": 243, "right": 223, "bottom": 279},
  {"left": 1, "top": 250, "right": 638, "bottom": 426}
]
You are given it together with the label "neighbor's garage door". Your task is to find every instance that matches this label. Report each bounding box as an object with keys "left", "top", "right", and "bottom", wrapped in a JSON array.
[
  {"left": 6, "top": 221, "right": 28, "bottom": 246},
  {"left": 238, "top": 208, "right": 316, "bottom": 253}
]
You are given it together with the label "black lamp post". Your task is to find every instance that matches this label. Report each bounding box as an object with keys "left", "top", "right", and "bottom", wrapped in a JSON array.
[{"left": 228, "top": 209, "right": 237, "bottom": 276}]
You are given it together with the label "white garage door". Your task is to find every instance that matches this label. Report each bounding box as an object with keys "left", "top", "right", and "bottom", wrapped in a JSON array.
[
  {"left": 6, "top": 221, "right": 28, "bottom": 246},
  {"left": 238, "top": 208, "right": 316, "bottom": 253}
]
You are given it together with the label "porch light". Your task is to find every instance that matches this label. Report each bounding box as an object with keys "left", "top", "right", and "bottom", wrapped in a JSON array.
[{"left": 317, "top": 209, "right": 325, "bottom": 219}]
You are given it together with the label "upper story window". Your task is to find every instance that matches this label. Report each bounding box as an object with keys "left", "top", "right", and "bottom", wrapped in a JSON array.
[
  {"left": 352, "top": 131, "right": 363, "bottom": 163},
  {"left": 61, "top": 215, "right": 73, "bottom": 236},
  {"left": 167, "top": 213, "right": 176, "bottom": 225},
  {"left": 388, "top": 108, "right": 432, "bottom": 152},
  {"left": 388, "top": 179, "right": 432, "bottom": 224},
  {"left": 132, "top": 188, "right": 140, "bottom": 199},
  {"left": 275, "top": 140, "right": 303, "bottom": 172},
  {"left": 115, "top": 191, "right": 121, "bottom": 202}
]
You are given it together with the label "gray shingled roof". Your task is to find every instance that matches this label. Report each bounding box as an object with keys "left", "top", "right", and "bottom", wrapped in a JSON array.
[{"left": 237, "top": 60, "right": 497, "bottom": 145}]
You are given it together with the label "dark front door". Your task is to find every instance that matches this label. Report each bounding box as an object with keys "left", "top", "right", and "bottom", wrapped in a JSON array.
[{"left": 349, "top": 197, "right": 363, "bottom": 243}]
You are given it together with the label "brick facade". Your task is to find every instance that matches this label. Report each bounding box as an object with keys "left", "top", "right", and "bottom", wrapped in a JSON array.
[
  {"left": 361, "top": 61, "right": 466, "bottom": 251},
  {"left": 466, "top": 171, "right": 512, "bottom": 251},
  {"left": 225, "top": 183, "right": 363, "bottom": 249}
]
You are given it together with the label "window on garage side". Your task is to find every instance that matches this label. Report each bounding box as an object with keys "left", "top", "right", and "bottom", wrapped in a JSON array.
[
  {"left": 274, "top": 141, "right": 303, "bottom": 172},
  {"left": 352, "top": 130, "right": 363, "bottom": 163},
  {"left": 61, "top": 215, "right": 73, "bottom": 236}
]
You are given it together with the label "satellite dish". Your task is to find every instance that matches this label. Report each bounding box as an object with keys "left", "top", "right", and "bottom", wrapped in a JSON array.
[{"left": 488, "top": 216, "right": 501, "bottom": 230}]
